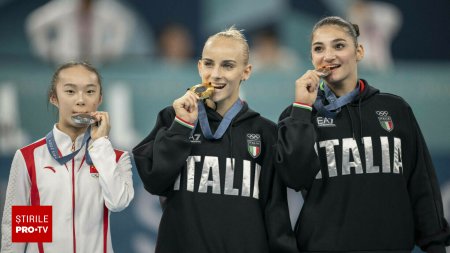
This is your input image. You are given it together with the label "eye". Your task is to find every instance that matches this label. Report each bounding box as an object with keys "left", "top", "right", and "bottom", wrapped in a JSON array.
[
  {"left": 313, "top": 46, "right": 323, "bottom": 53},
  {"left": 203, "top": 61, "right": 213, "bottom": 67},
  {"left": 87, "top": 89, "right": 96, "bottom": 94},
  {"left": 222, "top": 63, "right": 235, "bottom": 70},
  {"left": 335, "top": 43, "right": 346, "bottom": 49},
  {"left": 65, "top": 89, "right": 75, "bottom": 94}
]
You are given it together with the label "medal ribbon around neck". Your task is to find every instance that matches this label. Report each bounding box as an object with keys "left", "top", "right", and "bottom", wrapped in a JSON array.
[
  {"left": 45, "top": 126, "right": 93, "bottom": 165},
  {"left": 313, "top": 80, "right": 362, "bottom": 118},
  {"left": 197, "top": 98, "right": 243, "bottom": 140}
]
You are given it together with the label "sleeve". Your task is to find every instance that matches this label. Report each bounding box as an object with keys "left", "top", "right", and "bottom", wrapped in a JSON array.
[
  {"left": 1, "top": 150, "right": 30, "bottom": 253},
  {"left": 88, "top": 137, "right": 134, "bottom": 212},
  {"left": 406, "top": 107, "right": 450, "bottom": 253},
  {"left": 274, "top": 105, "right": 320, "bottom": 191},
  {"left": 261, "top": 129, "right": 299, "bottom": 253},
  {"left": 132, "top": 108, "right": 193, "bottom": 196}
]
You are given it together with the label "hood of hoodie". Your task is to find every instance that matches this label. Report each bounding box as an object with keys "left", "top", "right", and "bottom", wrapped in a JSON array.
[
  {"left": 204, "top": 100, "right": 261, "bottom": 126},
  {"left": 350, "top": 79, "right": 380, "bottom": 105},
  {"left": 314, "top": 79, "right": 380, "bottom": 144}
]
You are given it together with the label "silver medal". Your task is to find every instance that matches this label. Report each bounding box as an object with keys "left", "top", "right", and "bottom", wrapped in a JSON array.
[{"left": 72, "top": 114, "right": 96, "bottom": 126}]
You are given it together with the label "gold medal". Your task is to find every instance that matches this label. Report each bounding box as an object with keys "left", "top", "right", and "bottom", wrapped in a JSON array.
[{"left": 189, "top": 82, "right": 214, "bottom": 99}]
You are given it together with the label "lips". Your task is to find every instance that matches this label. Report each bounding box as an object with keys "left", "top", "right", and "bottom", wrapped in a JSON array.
[
  {"left": 326, "top": 64, "right": 340, "bottom": 70},
  {"left": 72, "top": 112, "right": 90, "bottom": 115},
  {"left": 212, "top": 83, "right": 226, "bottom": 90}
]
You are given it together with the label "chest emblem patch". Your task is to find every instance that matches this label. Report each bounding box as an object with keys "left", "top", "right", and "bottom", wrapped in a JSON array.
[
  {"left": 247, "top": 133, "right": 261, "bottom": 158},
  {"left": 376, "top": 111, "right": 394, "bottom": 132},
  {"left": 90, "top": 165, "right": 99, "bottom": 177}
]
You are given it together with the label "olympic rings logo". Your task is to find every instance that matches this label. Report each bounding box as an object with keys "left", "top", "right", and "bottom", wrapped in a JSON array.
[
  {"left": 376, "top": 111, "right": 389, "bottom": 116},
  {"left": 247, "top": 133, "right": 260, "bottom": 140}
]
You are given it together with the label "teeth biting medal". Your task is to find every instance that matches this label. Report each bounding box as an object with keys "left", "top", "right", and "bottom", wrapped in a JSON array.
[
  {"left": 72, "top": 114, "right": 97, "bottom": 126},
  {"left": 189, "top": 82, "right": 214, "bottom": 99},
  {"left": 315, "top": 66, "right": 332, "bottom": 77}
]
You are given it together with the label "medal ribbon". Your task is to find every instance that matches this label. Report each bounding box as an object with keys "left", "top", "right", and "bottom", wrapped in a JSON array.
[
  {"left": 197, "top": 99, "right": 243, "bottom": 140},
  {"left": 46, "top": 126, "right": 93, "bottom": 165},
  {"left": 314, "top": 80, "right": 361, "bottom": 118}
]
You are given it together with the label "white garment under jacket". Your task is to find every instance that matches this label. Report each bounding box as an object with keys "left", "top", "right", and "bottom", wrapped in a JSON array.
[{"left": 1, "top": 125, "right": 134, "bottom": 253}]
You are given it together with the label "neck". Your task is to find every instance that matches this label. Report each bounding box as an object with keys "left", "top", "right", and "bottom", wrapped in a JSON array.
[
  {"left": 56, "top": 123, "right": 87, "bottom": 142},
  {"left": 216, "top": 96, "right": 239, "bottom": 116},
  {"left": 327, "top": 78, "right": 358, "bottom": 97}
]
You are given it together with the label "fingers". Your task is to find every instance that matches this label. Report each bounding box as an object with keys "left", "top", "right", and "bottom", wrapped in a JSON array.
[
  {"left": 296, "top": 70, "right": 321, "bottom": 93},
  {"left": 90, "top": 111, "right": 109, "bottom": 125},
  {"left": 89, "top": 111, "right": 111, "bottom": 140},
  {"left": 294, "top": 69, "right": 322, "bottom": 105},
  {"left": 174, "top": 91, "right": 200, "bottom": 112}
]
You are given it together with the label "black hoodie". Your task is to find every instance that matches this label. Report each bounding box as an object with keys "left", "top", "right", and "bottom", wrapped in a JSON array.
[
  {"left": 275, "top": 80, "right": 450, "bottom": 253},
  {"left": 133, "top": 101, "right": 299, "bottom": 253}
]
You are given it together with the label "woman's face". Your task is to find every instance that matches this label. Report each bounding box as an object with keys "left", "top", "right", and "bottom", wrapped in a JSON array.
[
  {"left": 50, "top": 65, "right": 102, "bottom": 129},
  {"left": 311, "top": 25, "right": 363, "bottom": 86},
  {"left": 198, "top": 37, "right": 251, "bottom": 107}
]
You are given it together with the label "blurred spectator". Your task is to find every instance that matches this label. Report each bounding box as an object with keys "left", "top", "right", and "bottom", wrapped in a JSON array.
[
  {"left": 25, "top": 0, "right": 151, "bottom": 65},
  {"left": 157, "top": 23, "right": 194, "bottom": 65},
  {"left": 250, "top": 26, "right": 301, "bottom": 72},
  {"left": 347, "top": 0, "right": 402, "bottom": 72},
  {"left": 0, "top": 82, "right": 29, "bottom": 155}
]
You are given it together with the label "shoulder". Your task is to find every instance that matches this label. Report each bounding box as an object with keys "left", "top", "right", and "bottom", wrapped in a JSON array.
[
  {"left": 19, "top": 137, "right": 47, "bottom": 155},
  {"left": 374, "top": 92, "right": 411, "bottom": 109}
]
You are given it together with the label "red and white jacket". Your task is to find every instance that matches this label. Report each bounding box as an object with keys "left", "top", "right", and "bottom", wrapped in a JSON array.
[{"left": 1, "top": 125, "right": 134, "bottom": 253}]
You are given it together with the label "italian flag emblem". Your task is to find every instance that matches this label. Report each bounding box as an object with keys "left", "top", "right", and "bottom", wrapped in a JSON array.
[
  {"left": 376, "top": 111, "right": 394, "bottom": 132},
  {"left": 246, "top": 133, "right": 261, "bottom": 158}
]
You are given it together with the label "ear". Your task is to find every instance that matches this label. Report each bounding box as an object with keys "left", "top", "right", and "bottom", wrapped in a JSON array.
[
  {"left": 49, "top": 95, "right": 59, "bottom": 108},
  {"left": 241, "top": 64, "right": 253, "bottom": 82},
  {"left": 356, "top": 44, "right": 365, "bottom": 62},
  {"left": 197, "top": 59, "right": 203, "bottom": 78}
]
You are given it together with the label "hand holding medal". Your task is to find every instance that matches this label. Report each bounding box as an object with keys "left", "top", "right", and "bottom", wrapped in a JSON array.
[
  {"left": 71, "top": 112, "right": 110, "bottom": 140},
  {"left": 189, "top": 82, "right": 214, "bottom": 99},
  {"left": 173, "top": 84, "right": 212, "bottom": 124}
]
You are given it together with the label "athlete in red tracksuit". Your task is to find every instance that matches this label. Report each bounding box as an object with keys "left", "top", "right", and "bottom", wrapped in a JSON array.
[{"left": 1, "top": 62, "right": 134, "bottom": 253}]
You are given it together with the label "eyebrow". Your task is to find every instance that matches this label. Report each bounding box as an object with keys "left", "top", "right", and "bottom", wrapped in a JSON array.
[
  {"left": 202, "top": 58, "right": 237, "bottom": 64},
  {"left": 62, "top": 83, "right": 98, "bottom": 88},
  {"left": 312, "top": 38, "right": 347, "bottom": 46}
]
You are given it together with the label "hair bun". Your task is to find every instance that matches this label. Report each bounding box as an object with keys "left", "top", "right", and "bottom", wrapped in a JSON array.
[{"left": 352, "top": 24, "right": 360, "bottom": 37}]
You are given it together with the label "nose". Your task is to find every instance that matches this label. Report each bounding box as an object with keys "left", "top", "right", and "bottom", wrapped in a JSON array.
[
  {"left": 75, "top": 91, "right": 86, "bottom": 106},
  {"left": 210, "top": 65, "right": 222, "bottom": 80},
  {"left": 323, "top": 48, "right": 336, "bottom": 62}
]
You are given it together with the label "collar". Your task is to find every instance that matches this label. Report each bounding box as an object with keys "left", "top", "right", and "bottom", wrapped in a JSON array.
[{"left": 52, "top": 124, "right": 86, "bottom": 156}]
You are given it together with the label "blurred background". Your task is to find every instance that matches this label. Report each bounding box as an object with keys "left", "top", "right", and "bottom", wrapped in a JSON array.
[{"left": 0, "top": 0, "right": 449, "bottom": 252}]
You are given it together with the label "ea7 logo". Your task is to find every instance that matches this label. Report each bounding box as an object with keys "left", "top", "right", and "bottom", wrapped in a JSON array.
[
  {"left": 316, "top": 117, "right": 336, "bottom": 127},
  {"left": 189, "top": 134, "right": 201, "bottom": 144}
]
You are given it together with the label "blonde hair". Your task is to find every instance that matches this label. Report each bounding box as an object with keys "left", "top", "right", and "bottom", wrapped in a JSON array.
[{"left": 205, "top": 26, "right": 250, "bottom": 64}]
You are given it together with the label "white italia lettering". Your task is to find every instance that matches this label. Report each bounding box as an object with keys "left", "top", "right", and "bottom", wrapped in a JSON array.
[
  {"left": 224, "top": 158, "right": 239, "bottom": 196},
  {"left": 175, "top": 156, "right": 260, "bottom": 199},
  {"left": 242, "top": 160, "right": 251, "bottom": 197},
  {"left": 315, "top": 136, "right": 403, "bottom": 179},
  {"left": 393, "top": 137, "right": 403, "bottom": 174},
  {"left": 342, "top": 138, "right": 363, "bottom": 175},
  {"left": 363, "top": 137, "right": 379, "bottom": 173},
  {"left": 187, "top": 156, "right": 200, "bottom": 191},
  {"left": 380, "top": 137, "right": 391, "bottom": 173},
  {"left": 174, "top": 174, "right": 181, "bottom": 190},
  {"left": 314, "top": 142, "right": 322, "bottom": 179},
  {"left": 253, "top": 164, "right": 261, "bottom": 199},
  {"left": 319, "top": 139, "right": 339, "bottom": 177},
  {"left": 198, "top": 156, "right": 221, "bottom": 194}
]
